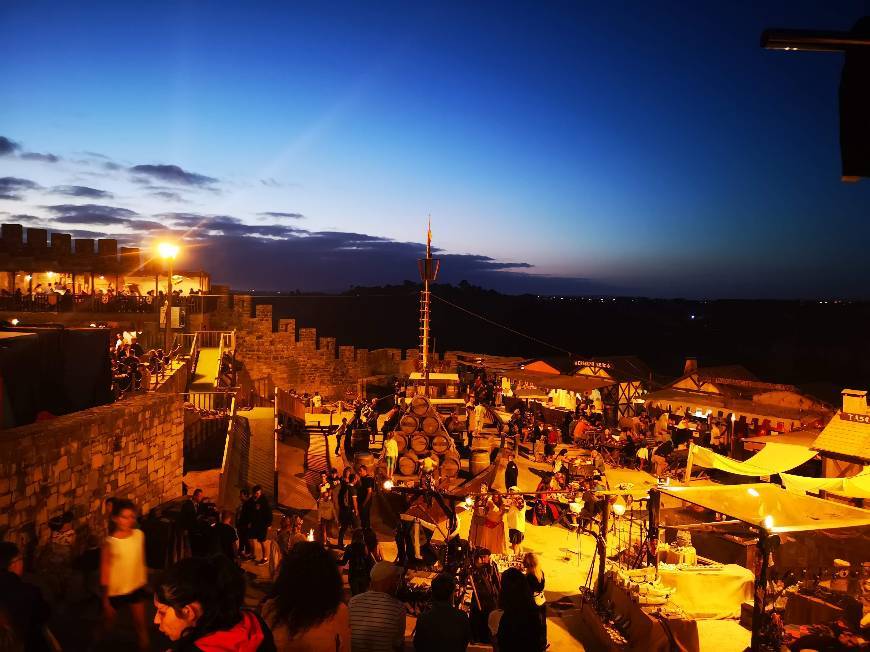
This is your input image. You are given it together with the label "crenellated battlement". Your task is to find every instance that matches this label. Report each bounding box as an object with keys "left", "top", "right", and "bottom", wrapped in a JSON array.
[{"left": 231, "top": 295, "right": 445, "bottom": 398}]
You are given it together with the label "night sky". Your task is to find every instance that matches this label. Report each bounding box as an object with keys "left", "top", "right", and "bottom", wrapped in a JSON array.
[{"left": 1, "top": 1, "right": 868, "bottom": 298}]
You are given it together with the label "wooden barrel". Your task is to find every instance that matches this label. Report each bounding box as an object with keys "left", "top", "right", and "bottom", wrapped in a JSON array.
[
  {"left": 441, "top": 450, "right": 461, "bottom": 478},
  {"left": 398, "top": 450, "right": 418, "bottom": 476},
  {"left": 431, "top": 433, "right": 451, "bottom": 454},
  {"left": 421, "top": 415, "right": 440, "bottom": 435},
  {"left": 399, "top": 414, "right": 419, "bottom": 434},
  {"left": 410, "top": 395, "right": 430, "bottom": 416},
  {"left": 410, "top": 432, "right": 430, "bottom": 454},
  {"left": 354, "top": 452, "right": 375, "bottom": 473},
  {"left": 394, "top": 432, "right": 409, "bottom": 453},
  {"left": 470, "top": 449, "right": 491, "bottom": 476},
  {"left": 471, "top": 434, "right": 492, "bottom": 452}
]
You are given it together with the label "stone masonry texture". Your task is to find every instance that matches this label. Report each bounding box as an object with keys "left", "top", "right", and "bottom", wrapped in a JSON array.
[
  {"left": 228, "top": 295, "right": 435, "bottom": 399},
  {"left": 0, "top": 392, "right": 183, "bottom": 553}
]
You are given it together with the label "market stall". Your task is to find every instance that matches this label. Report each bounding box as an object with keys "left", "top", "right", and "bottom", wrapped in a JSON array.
[{"left": 654, "top": 483, "right": 870, "bottom": 651}]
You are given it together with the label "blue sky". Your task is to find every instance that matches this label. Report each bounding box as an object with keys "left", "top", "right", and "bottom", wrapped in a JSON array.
[{"left": 1, "top": 1, "right": 868, "bottom": 297}]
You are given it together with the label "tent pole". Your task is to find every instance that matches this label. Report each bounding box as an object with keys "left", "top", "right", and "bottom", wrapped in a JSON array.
[{"left": 750, "top": 529, "right": 771, "bottom": 651}]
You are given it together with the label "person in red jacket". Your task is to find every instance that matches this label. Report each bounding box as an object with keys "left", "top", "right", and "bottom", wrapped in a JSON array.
[{"left": 153, "top": 555, "right": 275, "bottom": 651}]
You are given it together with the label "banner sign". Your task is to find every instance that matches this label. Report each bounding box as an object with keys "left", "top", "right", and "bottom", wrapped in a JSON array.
[
  {"left": 841, "top": 412, "right": 870, "bottom": 424},
  {"left": 574, "top": 360, "right": 612, "bottom": 369}
]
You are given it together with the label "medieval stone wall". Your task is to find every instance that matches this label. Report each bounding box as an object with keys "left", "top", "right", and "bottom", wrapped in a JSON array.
[
  {"left": 229, "top": 295, "right": 441, "bottom": 398},
  {"left": 0, "top": 392, "right": 183, "bottom": 551}
]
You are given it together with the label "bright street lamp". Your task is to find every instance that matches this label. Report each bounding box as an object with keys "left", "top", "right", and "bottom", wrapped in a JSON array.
[{"left": 158, "top": 242, "right": 180, "bottom": 353}]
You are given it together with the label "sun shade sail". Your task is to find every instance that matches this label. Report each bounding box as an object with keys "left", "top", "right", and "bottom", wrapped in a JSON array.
[
  {"left": 781, "top": 467, "right": 870, "bottom": 498},
  {"left": 688, "top": 442, "right": 816, "bottom": 476},
  {"left": 659, "top": 483, "right": 870, "bottom": 533}
]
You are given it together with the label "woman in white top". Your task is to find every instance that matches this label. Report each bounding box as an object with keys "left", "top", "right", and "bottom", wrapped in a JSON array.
[{"left": 101, "top": 498, "right": 149, "bottom": 650}]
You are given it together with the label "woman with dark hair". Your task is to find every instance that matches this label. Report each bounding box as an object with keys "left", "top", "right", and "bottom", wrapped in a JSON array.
[
  {"left": 341, "top": 529, "right": 374, "bottom": 596},
  {"left": 490, "top": 567, "right": 546, "bottom": 652},
  {"left": 362, "top": 527, "right": 383, "bottom": 562},
  {"left": 153, "top": 555, "right": 275, "bottom": 650},
  {"left": 262, "top": 541, "right": 350, "bottom": 651}
]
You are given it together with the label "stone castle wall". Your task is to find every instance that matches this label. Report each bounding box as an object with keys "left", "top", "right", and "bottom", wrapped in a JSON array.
[
  {"left": 0, "top": 392, "right": 183, "bottom": 551},
  {"left": 230, "top": 295, "right": 433, "bottom": 398}
]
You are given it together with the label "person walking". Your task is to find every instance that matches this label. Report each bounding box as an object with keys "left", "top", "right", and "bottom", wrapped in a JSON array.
[
  {"left": 383, "top": 433, "right": 398, "bottom": 480},
  {"left": 101, "top": 499, "right": 150, "bottom": 651},
  {"left": 334, "top": 417, "right": 349, "bottom": 456}
]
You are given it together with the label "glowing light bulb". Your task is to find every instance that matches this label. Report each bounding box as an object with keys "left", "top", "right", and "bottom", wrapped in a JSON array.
[
  {"left": 613, "top": 502, "right": 626, "bottom": 517},
  {"left": 464, "top": 496, "right": 474, "bottom": 507},
  {"left": 307, "top": 529, "right": 314, "bottom": 542},
  {"left": 383, "top": 480, "right": 394, "bottom": 491},
  {"left": 10, "top": 318, "right": 19, "bottom": 326},
  {"left": 763, "top": 515, "right": 774, "bottom": 530}
]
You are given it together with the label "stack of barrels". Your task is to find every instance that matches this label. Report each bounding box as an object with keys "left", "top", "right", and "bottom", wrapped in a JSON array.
[{"left": 394, "top": 396, "right": 461, "bottom": 479}]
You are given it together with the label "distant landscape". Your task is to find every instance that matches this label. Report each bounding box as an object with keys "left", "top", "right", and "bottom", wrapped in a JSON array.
[{"left": 244, "top": 283, "right": 870, "bottom": 398}]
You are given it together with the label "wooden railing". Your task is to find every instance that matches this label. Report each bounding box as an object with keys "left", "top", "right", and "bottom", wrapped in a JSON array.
[
  {"left": 182, "top": 390, "right": 235, "bottom": 415},
  {"left": 276, "top": 387, "right": 307, "bottom": 422},
  {"left": 219, "top": 395, "right": 247, "bottom": 507},
  {"left": 197, "top": 330, "right": 227, "bottom": 348}
]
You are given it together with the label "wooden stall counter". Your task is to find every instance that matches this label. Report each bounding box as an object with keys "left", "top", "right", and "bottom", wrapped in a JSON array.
[{"left": 603, "top": 576, "right": 700, "bottom": 652}]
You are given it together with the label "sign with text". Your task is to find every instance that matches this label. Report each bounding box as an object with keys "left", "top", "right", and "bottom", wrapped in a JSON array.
[
  {"left": 574, "top": 360, "right": 612, "bottom": 369},
  {"left": 840, "top": 412, "right": 870, "bottom": 424}
]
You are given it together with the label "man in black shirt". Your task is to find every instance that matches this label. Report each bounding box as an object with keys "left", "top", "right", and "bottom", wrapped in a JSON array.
[
  {"left": 248, "top": 485, "right": 272, "bottom": 565},
  {"left": 214, "top": 510, "right": 239, "bottom": 562},
  {"left": 357, "top": 465, "right": 375, "bottom": 530},
  {"left": 414, "top": 573, "right": 470, "bottom": 652},
  {"left": 504, "top": 452, "right": 519, "bottom": 490},
  {"left": 337, "top": 472, "right": 359, "bottom": 548}
]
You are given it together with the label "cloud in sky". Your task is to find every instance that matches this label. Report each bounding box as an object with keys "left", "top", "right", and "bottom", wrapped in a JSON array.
[
  {"left": 20, "top": 151, "right": 60, "bottom": 163},
  {"left": 130, "top": 164, "right": 218, "bottom": 187},
  {"left": 0, "top": 137, "right": 20, "bottom": 156},
  {"left": 0, "top": 176, "right": 40, "bottom": 200},
  {"left": 0, "top": 131, "right": 608, "bottom": 295},
  {"left": 149, "top": 190, "right": 187, "bottom": 202},
  {"left": 51, "top": 185, "right": 113, "bottom": 199},
  {"left": 259, "top": 211, "right": 305, "bottom": 219}
]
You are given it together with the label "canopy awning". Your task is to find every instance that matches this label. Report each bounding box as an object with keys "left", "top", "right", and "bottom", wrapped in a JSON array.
[
  {"left": 780, "top": 467, "right": 870, "bottom": 498},
  {"left": 659, "top": 483, "right": 870, "bottom": 533},
  {"left": 688, "top": 442, "right": 816, "bottom": 477},
  {"left": 742, "top": 429, "right": 820, "bottom": 451}
]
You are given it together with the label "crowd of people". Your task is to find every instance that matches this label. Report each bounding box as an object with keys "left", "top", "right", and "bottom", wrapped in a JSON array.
[
  {"left": 1, "top": 484, "right": 552, "bottom": 652},
  {"left": 110, "top": 329, "right": 178, "bottom": 398}
]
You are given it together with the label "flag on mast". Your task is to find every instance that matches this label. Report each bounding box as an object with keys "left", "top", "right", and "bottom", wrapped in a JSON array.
[{"left": 426, "top": 215, "right": 432, "bottom": 258}]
